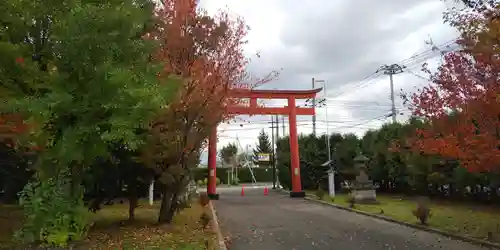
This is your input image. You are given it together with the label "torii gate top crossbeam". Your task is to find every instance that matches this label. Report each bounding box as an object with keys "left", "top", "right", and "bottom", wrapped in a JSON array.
[
  {"left": 227, "top": 87, "right": 323, "bottom": 115},
  {"left": 229, "top": 88, "right": 323, "bottom": 99}
]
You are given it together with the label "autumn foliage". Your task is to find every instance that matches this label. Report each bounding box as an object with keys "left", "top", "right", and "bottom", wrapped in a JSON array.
[
  {"left": 0, "top": 114, "right": 42, "bottom": 152},
  {"left": 148, "top": 0, "right": 251, "bottom": 155},
  {"left": 145, "top": 0, "right": 275, "bottom": 167},
  {"left": 142, "top": 0, "right": 274, "bottom": 222},
  {"left": 408, "top": 5, "right": 500, "bottom": 172}
]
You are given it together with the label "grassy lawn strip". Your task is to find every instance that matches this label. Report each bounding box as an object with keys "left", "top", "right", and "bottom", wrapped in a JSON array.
[
  {"left": 307, "top": 192, "right": 500, "bottom": 242},
  {"left": 0, "top": 200, "right": 217, "bottom": 249}
]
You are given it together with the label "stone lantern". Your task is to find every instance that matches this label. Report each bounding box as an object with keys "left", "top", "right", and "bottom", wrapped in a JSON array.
[{"left": 351, "top": 153, "right": 378, "bottom": 204}]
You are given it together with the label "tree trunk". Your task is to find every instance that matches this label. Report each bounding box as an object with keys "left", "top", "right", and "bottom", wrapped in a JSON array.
[
  {"left": 128, "top": 177, "right": 138, "bottom": 221},
  {"left": 2, "top": 180, "right": 20, "bottom": 204},
  {"left": 158, "top": 186, "right": 178, "bottom": 224},
  {"left": 70, "top": 164, "right": 84, "bottom": 200}
]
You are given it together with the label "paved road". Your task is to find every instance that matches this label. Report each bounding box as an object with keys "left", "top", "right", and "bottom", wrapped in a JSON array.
[{"left": 214, "top": 188, "right": 491, "bottom": 250}]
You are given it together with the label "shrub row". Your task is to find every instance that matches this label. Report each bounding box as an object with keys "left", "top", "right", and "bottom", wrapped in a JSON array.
[{"left": 191, "top": 167, "right": 274, "bottom": 184}]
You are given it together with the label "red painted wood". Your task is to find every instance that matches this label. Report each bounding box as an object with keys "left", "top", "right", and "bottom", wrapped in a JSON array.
[
  {"left": 229, "top": 88, "right": 322, "bottom": 99},
  {"left": 287, "top": 97, "right": 302, "bottom": 193},
  {"left": 249, "top": 98, "right": 257, "bottom": 107},
  {"left": 207, "top": 125, "right": 217, "bottom": 196},
  {"left": 227, "top": 106, "right": 315, "bottom": 115}
]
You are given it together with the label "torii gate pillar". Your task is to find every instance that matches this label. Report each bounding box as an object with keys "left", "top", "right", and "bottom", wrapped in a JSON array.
[
  {"left": 287, "top": 97, "right": 304, "bottom": 197},
  {"left": 207, "top": 125, "right": 219, "bottom": 200}
]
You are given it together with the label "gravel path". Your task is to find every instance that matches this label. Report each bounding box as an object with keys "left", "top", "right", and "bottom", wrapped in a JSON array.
[{"left": 214, "top": 188, "right": 491, "bottom": 250}]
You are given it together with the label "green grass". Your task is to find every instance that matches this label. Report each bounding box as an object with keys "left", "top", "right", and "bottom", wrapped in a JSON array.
[
  {"left": 0, "top": 204, "right": 22, "bottom": 247},
  {"left": 308, "top": 192, "right": 500, "bottom": 242},
  {"left": 0, "top": 200, "right": 217, "bottom": 250}
]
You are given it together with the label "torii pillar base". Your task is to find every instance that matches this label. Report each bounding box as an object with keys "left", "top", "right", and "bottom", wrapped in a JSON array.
[
  {"left": 290, "top": 191, "right": 306, "bottom": 198},
  {"left": 208, "top": 193, "right": 220, "bottom": 200}
]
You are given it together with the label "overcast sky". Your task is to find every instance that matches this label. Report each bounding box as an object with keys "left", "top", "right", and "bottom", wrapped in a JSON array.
[{"left": 196, "top": 0, "right": 460, "bottom": 163}]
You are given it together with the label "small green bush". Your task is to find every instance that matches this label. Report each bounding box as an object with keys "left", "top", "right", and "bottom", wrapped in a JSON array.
[
  {"left": 346, "top": 195, "right": 355, "bottom": 208},
  {"left": 315, "top": 187, "right": 326, "bottom": 200},
  {"left": 412, "top": 197, "right": 431, "bottom": 225},
  {"left": 197, "top": 180, "right": 204, "bottom": 186},
  {"left": 203, "top": 178, "right": 208, "bottom": 185},
  {"left": 216, "top": 177, "right": 221, "bottom": 185},
  {"left": 15, "top": 169, "right": 90, "bottom": 246}
]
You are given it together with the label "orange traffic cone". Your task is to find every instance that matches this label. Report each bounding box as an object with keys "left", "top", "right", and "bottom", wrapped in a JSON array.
[
  {"left": 264, "top": 186, "right": 269, "bottom": 196},
  {"left": 241, "top": 185, "right": 245, "bottom": 196}
]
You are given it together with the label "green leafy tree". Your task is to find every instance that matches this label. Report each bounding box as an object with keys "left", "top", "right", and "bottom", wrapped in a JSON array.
[
  {"left": 1, "top": 0, "right": 178, "bottom": 246},
  {"left": 276, "top": 134, "right": 331, "bottom": 190},
  {"left": 361, "top": 123, "right": 409, "bottom": 192},
  {"left": 276, "top": 137, "right": 291, "bottom": 189},
  {"left": 253, "top": 129, "right": 273, "bottom": 166},
  {"left": 334, "top": 133, "right": 359, "bottom": 179},
  {"left": 219, "top": 143, "right": 238, "bottom": 166},
  {"left": 298, "top": 134, "right": 329, "bottom": 190}
]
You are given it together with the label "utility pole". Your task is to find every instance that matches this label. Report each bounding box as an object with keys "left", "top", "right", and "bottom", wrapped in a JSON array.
[
  {"left": 274, "top": 114, "right": 279, "bottom": 189},
  {"left": 314, "top": 79, "right": 330, "bottom": 160},
  {"left": 269, "top": 116, "right": 277, "bottom": 189},
  {"left": 282, "top": 115, "right": 286, "bottom": 136},
  {"left": 311, "top": 77, "right": 316, "bottom": 136},
  {"left": 377, "top": 64, "right": 405, "bottom": 123}
]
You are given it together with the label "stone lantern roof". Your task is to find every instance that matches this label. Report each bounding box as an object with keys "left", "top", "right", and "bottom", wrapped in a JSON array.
[{"left": 353, "top": 154, "right": 369, "bottom": 163}]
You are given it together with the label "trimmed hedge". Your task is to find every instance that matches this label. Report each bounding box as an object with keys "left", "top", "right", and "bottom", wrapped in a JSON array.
[
  {"left": 278, "top": 164, "right": 291, "bottom": 190},
  {"left": 192, "top": 167, "right": 273, "bottom": 184}
]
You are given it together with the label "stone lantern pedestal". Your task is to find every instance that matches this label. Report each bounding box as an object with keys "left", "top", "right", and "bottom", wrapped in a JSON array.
[
  {"left": 321, "top": 160, "right": 336, "bottom": 197},
  {"left": 351, "top": 154, "right": 378, "bottom": 204}
]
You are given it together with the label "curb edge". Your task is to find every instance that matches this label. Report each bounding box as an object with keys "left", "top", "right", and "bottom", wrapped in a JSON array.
[{"left": 208, "top": 201, "right": 228, "bottom": 250}]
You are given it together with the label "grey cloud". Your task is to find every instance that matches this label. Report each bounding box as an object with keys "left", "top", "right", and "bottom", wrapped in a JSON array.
[{"left": 251, "top": 0, "right": 449, "bottom": 90}]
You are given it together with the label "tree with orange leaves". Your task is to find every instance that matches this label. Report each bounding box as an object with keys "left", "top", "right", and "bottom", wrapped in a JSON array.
[
  {"left": 409, "top": 4, "right": 500, "bottom": 172},
  {"left": 142, "top": 0, "right": 277, "bottom": 223}
]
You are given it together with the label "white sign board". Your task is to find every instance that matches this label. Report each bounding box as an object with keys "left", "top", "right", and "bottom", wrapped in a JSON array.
[{"left": 257, "top": 153, "right": 270, "bottom": 162}]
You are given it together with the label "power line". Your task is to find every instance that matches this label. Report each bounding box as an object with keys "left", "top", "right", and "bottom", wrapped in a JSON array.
[
  {"left": 221, "top": 118, "right": 390, "bottom": 127},
  {"left": 328, "top": 115, "right": 388, "bottom": 130},
  {"left": 398, "top": 38, "right": 459, "bottom": 66},
  {"left": 325, "top": 38, "right": 460, "bottom": 101},
  {"left": 328, "top": 38, "right": 460, "bottom": 123},
  {"left": 219, "top": 115, "right": 388, "bottom": 135},
  {"left": 405, "top": 68, "right": 430, "bottom": 81},
  {"left": 328, "top": 72, "right": 383, "bottom": 99},
  {"left": 219, "top": 114, "right": 390, "bottom": 132}
]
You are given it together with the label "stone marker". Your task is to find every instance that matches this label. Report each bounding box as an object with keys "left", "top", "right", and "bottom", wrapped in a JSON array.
[{"left": 351, "top": 154, "right": 378, "bottom": 204}]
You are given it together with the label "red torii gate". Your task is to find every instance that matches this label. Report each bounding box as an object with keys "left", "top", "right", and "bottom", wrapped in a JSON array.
[{"left": 206, "top": 88, "right": 323, "bottom": 199}]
